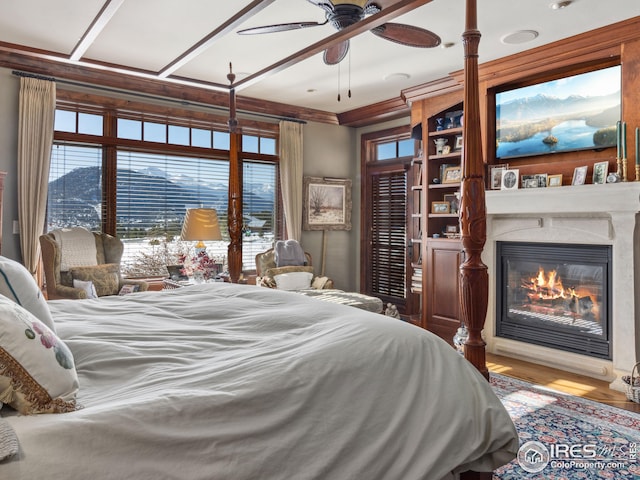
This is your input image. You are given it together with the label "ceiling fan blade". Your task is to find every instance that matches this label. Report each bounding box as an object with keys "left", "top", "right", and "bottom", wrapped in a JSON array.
[
  {"left": 306, "top": 0, "right": 335, "bottom": 15},
  {"left": 238, "top": 21, "right": 324, "bottom": 35},
  {"left": 370, "top": 23, "right": 441, "bottom": 48},
  {"left": 323, "top": 40, "right": 350, "bottom": 65}
]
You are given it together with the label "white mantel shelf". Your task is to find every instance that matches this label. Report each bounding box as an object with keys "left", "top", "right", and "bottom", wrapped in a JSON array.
[
  {"left": 485, "top": 182, "right": 640, "bottom": 215},
  {"left": 482, "top": 182, "right": 640, "bottom": 391}
]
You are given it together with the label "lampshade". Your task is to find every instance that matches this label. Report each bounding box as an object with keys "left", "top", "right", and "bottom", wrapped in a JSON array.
[{"left": 181, "top": 208, "right": 222, "bottom": 249}]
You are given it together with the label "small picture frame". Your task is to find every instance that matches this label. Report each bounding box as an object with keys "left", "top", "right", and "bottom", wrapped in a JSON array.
[
  {"left": 441, "top": 145, "right": 451, "bottom": 155},
  {"left": 446, "top": 224, "right": 458, "bottom": 234},
  {"left": 547, "top": 174, "right": 562, "bottom": 187},
  {"left": 490, "top": 164, "right": 508, "bottom": 190},
  {"left": 535, "top": 173, "right": 548, "bottom": 187},
  {"left": 443, "top": 193, "right": 459, "bottom": 214},
  {"left": 572, "top": 166, "right": 588, "bottom": 186},
  {"left": 521, "top": 175, "right": 538, "bottom": 189},
  {"left": 442, "top": 166, "right": 461, "bottom": 184},
  {"left": 501, "top": 169, "right": 519, "bottom": 190},
  {"left": 431, "top": 201, "right": 451, "bottom": 214},
  {"left": 454, "top": 135, "right": 464, "bottom": 151},
  {"left": 592, "top": 161, "right": 608, "bottom": 184}
]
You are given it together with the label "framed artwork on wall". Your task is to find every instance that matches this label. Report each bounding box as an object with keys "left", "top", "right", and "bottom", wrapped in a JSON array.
[{"left": 303, "top": 176, "right": 352, "bottom": 231}]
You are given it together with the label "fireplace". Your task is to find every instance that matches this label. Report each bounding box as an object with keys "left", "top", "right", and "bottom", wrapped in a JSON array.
[
  {"left": 482, "top": 183, "right": 640, "bottom": 390},
  {"left": 496, "top": 241, "right": 611, "bottom": 359}
]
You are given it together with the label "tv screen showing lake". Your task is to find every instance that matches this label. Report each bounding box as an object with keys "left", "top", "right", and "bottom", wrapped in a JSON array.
[{"left": 495, "top": 65, "right": 621, "bottom": 159}]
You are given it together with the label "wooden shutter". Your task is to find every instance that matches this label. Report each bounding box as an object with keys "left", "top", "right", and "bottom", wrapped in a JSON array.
[{"left": 370, "top": 170, "right": 407, "bottom": 298}]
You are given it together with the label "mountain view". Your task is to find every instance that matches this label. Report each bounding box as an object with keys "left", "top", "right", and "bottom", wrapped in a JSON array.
[{"left": 47, "top": 166, "right": 275, "bottom": 238}]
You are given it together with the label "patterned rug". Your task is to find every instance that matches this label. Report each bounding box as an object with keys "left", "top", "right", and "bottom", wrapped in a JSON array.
[{"left": 490, "top": 373, "right": 640, "bottom": 479}]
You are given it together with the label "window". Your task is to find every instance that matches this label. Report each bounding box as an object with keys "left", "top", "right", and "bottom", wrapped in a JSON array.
[
  {"left": 376, "top": 138, "right": 413, "bottom": 160},
  {"left": 47, "top": 144, "right": 102, "bottom": 231},
  {"left": 48, "top": 97, "right": 280, "bottom": 276}
]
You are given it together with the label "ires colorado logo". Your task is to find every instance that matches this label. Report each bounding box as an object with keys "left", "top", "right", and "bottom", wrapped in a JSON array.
[{"left": 517, "top": 441, "right": 598, "bottom": 473}]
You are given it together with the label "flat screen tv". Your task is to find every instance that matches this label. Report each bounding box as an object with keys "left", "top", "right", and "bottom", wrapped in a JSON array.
[{"left": 495, "top": 65, "right": 621, "bottom": 160}]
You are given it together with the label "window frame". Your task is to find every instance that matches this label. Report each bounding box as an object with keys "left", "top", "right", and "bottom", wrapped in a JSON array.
[{"left": 50, "top": 90, "right": 283, "bottom": 273}]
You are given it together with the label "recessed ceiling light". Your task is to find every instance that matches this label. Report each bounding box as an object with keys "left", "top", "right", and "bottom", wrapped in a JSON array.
[
  {"left": 383, "top": 72, "right": 411, "bottom": 82},
  {"left": 500, "top": 30, "right": 539, "bottom": 45},
  {"left": 550, "top": 1, "right": 572, "bottom": 9}
]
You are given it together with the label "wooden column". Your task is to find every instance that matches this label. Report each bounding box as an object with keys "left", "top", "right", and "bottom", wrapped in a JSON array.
[
  {"left": 227, "top": 131, "right": 243, "bottom": 283},
  {"left": 459, "top": 0, "right": 488, "bottom": 379}
]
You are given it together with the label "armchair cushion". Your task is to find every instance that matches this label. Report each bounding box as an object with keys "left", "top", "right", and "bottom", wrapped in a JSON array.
[
  {"left": 260, "top": 266, "right": 314, "bottom": 288},
  {"left": 70, "top": 264, "right": 120, "bottom": 297},
  {"left": 73, "top": 279, "right": 98, "bottom": 299},
  {"left": 274, "top": 271, "right": 314, "bottom": 291}
]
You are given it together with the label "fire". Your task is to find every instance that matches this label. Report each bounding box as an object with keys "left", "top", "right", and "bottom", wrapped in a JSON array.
[
  {"left": 522, "top": 266, "right": 598, "bottom": 320},
  {"left": 529, "top": 267, "right": 570, "bottom": 300}
]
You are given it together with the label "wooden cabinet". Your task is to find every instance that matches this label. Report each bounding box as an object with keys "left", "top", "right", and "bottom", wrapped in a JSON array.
[
  {"left": 425, "top": 238, "right": 462, "bottom": 345},
  {"left": 409, "top": 99, "right": 465, "bottom": 340}
]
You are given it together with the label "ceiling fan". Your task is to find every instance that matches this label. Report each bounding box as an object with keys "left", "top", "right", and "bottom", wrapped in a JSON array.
[{"left": 237, "top": 0, "right": 441, "bottom": 65}]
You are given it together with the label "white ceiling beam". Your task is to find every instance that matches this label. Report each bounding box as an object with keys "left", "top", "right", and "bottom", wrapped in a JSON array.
[
  {"left": 70, "top": 0, "right": 125, "bottom": 62},
  {"left": 158, "top": 0, "right": 277, "bottom": 78}
]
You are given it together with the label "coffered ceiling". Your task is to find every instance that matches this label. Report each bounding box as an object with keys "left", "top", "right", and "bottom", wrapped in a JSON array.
[{"left": 1, "top": 0, "right": 639, "bottom": 122}]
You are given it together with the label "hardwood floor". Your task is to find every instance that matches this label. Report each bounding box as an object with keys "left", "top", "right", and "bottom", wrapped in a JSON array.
[{"left": 486, "top": 353, "right": 640, "bottom": 414}]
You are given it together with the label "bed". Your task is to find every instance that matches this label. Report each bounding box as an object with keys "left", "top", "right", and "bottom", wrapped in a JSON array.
[{"left": 0, "top": 282, "right": 518, "bottom": 480}]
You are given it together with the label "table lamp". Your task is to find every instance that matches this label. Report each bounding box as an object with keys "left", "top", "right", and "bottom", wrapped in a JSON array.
[{"left": 181, "top": 208, "right": 222, "bottom": 253}]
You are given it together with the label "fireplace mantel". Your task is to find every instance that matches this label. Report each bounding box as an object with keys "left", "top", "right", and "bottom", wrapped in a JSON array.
[{"left": 483, "top": 182, "right": 640, "bottom": 391}]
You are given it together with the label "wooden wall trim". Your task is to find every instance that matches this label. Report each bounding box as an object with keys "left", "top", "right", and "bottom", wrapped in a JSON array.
[
  {"left": 338, "top": 97, "right": 410, "bottom": 128},
  {"left": 0, "top": 45, "right": 339, "bottom": 126},
  {"left": 474, "top": 16, "right": 640, "bottom": 87}
]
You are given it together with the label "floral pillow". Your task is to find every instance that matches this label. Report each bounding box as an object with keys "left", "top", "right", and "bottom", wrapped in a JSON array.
[
  {"left": 70, "top": 263, "right": 120, "bottom": 297},
  {"left": 0, "top": 296, "right": 78, "bottom": 414},
  {"left": 0, "top": 255, "right": 56, "bottom": 332}
]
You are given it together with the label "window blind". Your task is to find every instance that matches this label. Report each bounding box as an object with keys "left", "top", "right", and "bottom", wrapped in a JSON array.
[{"left": 370, "top": 170, "right": 407, "bottom": 298}]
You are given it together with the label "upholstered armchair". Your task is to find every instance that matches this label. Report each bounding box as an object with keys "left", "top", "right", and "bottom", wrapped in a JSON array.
[
  {"left": 40, "top": 230, "right": 149, "bottom": 300},
  {"left": 255, "top": 247, "right": 334, "bottom": 290}
]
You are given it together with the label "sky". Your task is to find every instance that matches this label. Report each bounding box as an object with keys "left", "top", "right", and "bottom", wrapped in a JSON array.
[{"left": 497, "top": 65, "right": 621, "bottom": 104}]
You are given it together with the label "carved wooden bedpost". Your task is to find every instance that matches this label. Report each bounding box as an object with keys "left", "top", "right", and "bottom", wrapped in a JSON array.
[
  {"left": 459, "top": 0, "right": 489, "bottom": 379},
  {"left": 227, "top": 131, "right": 243, "bottom": 283},
  {"left": 227, "top": 63, "right": 243, "bottom": 283}
]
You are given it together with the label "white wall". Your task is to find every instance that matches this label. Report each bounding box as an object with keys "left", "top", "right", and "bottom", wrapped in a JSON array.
[
  {"left": 301, "top": 122, "right": 356, "bottom": 291},
  {"left": 0, "top": 68, "right": 21, "bottom": 260}
]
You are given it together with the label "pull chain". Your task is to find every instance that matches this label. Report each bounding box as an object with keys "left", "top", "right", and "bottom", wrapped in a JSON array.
[
  {"left": 337, "top": 62, "right": 341, "bottom": 102},
  {"left": 348, "top": 48, "right": 352, "bottom": 99}
]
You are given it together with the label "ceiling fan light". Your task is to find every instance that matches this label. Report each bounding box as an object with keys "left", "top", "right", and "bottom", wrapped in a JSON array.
[{"left": 332, "top": 0, "right": 369, "bottom": 6}]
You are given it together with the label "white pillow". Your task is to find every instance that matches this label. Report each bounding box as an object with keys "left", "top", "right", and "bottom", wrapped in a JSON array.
[
  {"left": 274, "top": 271, "right": 313, "bottom": 291},
  {"left": 0, "top": 296, "right": 78, "bottom": 414},
  {"left": 73, "top": 278, "right": 98, "bottom": 299},
  {"left": 0, "top": 256, "right": 56, "bottom": 332}
]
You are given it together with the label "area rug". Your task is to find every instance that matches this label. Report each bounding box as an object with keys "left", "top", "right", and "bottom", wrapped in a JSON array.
[{"left": 490, "top": 373, "right": 640, "bottom": 479}]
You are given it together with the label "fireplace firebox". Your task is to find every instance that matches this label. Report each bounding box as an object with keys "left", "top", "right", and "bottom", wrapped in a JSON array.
[{"left": 496, "top": 242, "right": 612, "bottom": 359}]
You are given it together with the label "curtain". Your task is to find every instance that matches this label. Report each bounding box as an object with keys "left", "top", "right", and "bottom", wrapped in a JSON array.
[
  {"left": 17, "top": 77, "right": 56, "bottom": 277},
  {"left": 278, "top": 120, "right": 303, "bottom": 240}
]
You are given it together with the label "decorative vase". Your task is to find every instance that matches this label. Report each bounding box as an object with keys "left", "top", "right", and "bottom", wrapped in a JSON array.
[
  {"left": 453, "top": 325, "right": 468, "bottom": 355},
  {"left": 434, "top": 138, "right": 448, "bottom": 155}
]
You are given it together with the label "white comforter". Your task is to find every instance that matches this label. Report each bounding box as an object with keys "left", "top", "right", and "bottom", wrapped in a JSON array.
[{"left": 1, "top": 283, "right": 517, "bottom": 480}]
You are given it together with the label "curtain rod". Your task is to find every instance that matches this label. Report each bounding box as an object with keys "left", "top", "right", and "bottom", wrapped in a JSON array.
[{"left": 11, "top": 70, "right": 306, "bottom": 125}]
